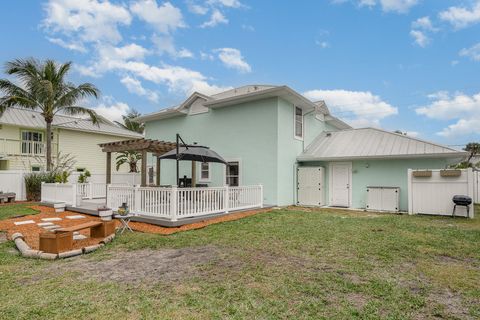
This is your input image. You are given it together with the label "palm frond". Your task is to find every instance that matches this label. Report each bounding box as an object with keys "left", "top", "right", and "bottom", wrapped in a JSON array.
[{"left": 60, "top": 106, "right": 103, "bottom": 125}]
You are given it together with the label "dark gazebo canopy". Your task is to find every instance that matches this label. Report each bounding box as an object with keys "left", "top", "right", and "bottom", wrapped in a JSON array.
[{"left": 157, "top": 146, "right": 228, "bottom": 164}]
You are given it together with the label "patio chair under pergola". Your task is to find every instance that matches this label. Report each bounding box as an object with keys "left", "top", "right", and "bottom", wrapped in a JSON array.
[{"left": 99, "top": 138, "right": 176, "bottom": 187}]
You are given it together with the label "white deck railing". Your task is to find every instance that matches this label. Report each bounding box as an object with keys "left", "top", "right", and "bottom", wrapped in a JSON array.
[
  {"left": 106, "top": 185, "right": 263, "bottom": 221},
  {"left": 77, "top": 183, "right": 108, "bottom": 199},
  {"left": 0, "top": 138, "right": 58, "bottom": 157}
]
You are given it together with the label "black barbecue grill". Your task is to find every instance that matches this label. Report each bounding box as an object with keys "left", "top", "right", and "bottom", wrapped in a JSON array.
[{"left": 452, "top": 195, "right": 472, "bottom": 218}]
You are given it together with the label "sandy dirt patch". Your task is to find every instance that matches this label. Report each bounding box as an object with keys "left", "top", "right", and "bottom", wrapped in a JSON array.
[{"left": 45, "top": 245, "right": 227, "bottom": 284}]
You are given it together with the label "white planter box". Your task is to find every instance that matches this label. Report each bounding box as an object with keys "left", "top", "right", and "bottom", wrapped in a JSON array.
[{"left": 98, "top": 209, "right": 113, "bottom": 221}]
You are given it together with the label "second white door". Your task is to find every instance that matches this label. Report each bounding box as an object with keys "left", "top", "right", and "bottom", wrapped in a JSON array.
[{"left": 331, "top": 163, "right": 351, "bottom": 207}]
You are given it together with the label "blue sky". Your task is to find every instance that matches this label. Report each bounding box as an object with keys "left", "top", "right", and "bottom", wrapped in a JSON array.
[{"left": 0, "top": 0, "right": 479, "bottom": 146}]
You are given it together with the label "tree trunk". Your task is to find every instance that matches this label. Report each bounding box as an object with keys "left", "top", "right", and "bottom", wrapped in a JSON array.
[{"left": 46, "top": 120, "right": 52, "bottom": 171}]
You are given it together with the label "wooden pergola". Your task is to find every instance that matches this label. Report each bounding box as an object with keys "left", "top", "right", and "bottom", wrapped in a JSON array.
[{"left": 99, "top": 138, "right": 176, "bottom": 186}]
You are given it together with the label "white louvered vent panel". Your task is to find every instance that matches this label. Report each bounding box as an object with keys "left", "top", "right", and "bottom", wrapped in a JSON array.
[{"left": 366, "top": 186, "right": 399, "bottom": 212}]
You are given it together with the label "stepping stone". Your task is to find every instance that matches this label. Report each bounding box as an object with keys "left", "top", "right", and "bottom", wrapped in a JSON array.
[
  {"left": 14, "top": 220, "right": 35, "bottom": 225},
  {"left": 41, "top": 217, "right": 62, "bottom": 222},
  {"left": 43, "top": 225, "right": 60, "bottom": 230},
  {"left": 37, "top": 222, "right": 54, "bottom": 227},
  {"left": 65, "top": 215, "right": 85, "bottom": 220},
  {"left": 73, "top": 234, "right": 87, "bottom": 240}
]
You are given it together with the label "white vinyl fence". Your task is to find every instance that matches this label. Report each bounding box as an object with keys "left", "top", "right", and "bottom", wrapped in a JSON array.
[
  {"left": 41, "top": 183, "right": 78, "bottom": 206},
  {"left": 474, "top": 170, "right": 479, "bottom": 204},
  {"left": 107, "top": 185, "right": 263, "bottom": 221},
  {"left": 408, "top": 168, "right": 475, "bottom": 218},
  {"left": 0, "top": 170, "right": 26, "bottom": 200}
]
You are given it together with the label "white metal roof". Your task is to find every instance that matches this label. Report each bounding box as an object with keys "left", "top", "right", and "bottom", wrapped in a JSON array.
[
  {"left": 0, "top": 108, "right": 142, "bottom": 138},
  {"left": 210, "top": 85, "right": 278, "bottom": 100},
  {"left": 298, "top": 128, "right": 466, "bottom": 161},
  {"left": 135, "top": 85, "right": 349, "bottom": 128}
]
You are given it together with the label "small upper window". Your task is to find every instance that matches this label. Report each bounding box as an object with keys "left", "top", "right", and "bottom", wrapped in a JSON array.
[
  {"left": 294, "top": 106, "right": 303, "bottom": 139},
  {"left": 31, "top": 165, "right": 41, "bottom": 172},
  {"left": 199, "top": 162, "right": 210, "bottom": 181},
  {"left": 21, "top": 131, "right": 44, "bottom": 155}
]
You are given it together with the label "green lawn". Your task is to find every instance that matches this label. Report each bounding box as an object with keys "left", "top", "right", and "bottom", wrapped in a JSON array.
[
  {"left": 0, "top": 204, "right": 479, "bottom": 319},
  {"left": 0, "top": 202, "right": 39, "bottom": 220}
]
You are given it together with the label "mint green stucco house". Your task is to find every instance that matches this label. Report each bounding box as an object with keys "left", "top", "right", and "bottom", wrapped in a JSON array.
[{"left": 137, "top": 85, "right": 464, "bottom": 211}]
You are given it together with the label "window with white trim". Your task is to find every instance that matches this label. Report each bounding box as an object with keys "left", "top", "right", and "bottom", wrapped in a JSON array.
[
  {"left": 294, "top": 106, "right": 303, "bottom": 139},
  {"left": 199, "top": 162, "right": 210, "bottom": 181},
  {"left": 225, "top": 161, "right": 240, "bottom": 186},
  {"left": 21, "top": 131, "right": 43, "bottom": 155}
]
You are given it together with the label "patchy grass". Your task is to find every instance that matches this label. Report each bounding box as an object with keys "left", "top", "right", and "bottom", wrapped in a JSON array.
[
  {"left": 0, "top": 204, "right": 479, "bottom": 319},
  {"left": 0, "top": 203, "right": 39, "bottom": 220}
]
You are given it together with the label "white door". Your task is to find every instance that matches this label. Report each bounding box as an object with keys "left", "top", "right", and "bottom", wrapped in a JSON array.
[
  {"left": 331, "top": 163, "right": 351, "bottom": 207},
  {"left": 297, "top": 167, "right": 324, "bottom": 206}
]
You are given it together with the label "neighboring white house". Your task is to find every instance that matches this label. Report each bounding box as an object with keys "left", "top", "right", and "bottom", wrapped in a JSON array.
[{"left": 0, "top": 107, "right": 142, "bottom": 173}]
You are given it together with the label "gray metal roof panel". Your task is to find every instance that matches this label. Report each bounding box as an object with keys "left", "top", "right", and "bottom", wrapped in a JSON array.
[
  {"left": 0, "top": 108, "right": 142, "bottom": 138},
  {"left": 298, "top": 128, "right": 465, "bottom": 160}
]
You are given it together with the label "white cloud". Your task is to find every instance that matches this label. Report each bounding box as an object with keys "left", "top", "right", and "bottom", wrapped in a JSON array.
[
  {"left": 200, "top": 51, "right": 215, "bottom": 60},
  {"left": 416, "top": 91, "right": 480, "bottom": 137},
  {"left": 303, "top": 89, "right": 398, "bottom": 127},
  {"left": 200, "top": 9, "right": 228, "bottom": 28},
  {"left": 177, "top": 48, "right": 194, "bottom": 58},
  {"left": 46, "top": 37, "right": 87, "bottom": 53},
  {"left": 316, "top": 40, "right": 330, "bottom": 48},
  {"left": 92, "top": 101, "right": 130, "bottom": 123},
  {"left": 410, "top": 29, "right": 430, "bottom": 47},
  {"left": 151, "top": 35, "right": 194, "bottom": 59},
  {"left": 437, "top": 118, "right": 480, "bottom": 137},
  {"left": 42, "top": 0, "right": 131, "bottom": 44},
  {"left": 379, "top": 0, "right": 419, "bottom": 13},
  {"left": 439, "top": 1, "right": 480, "bottom": 29},
  {"left": 412, "top": 16, "right": 437, "bottom": 31},
  {"left": 98, "top": 43, "right": 150, "bottom": 62},
  {"left": 215, "top": 48, "right": 251, "bottom": 73},
  {"left": 241, "top": 24, "right": 255, "bottom": 31},
  {"left": 333, "top": 0, "right": 419, "bottom": 13},
  {"left": 459, "top": 43, "right": 480, "bottom": 61},
  {"left": 410, "top": 16, "right": 438, "bottom": 47},
  {"left": 416, "top": 92, "right": 480, "bottom": 121},
  {"left": 130, "top": 0, "right": 185, "bottom": 34},
  {"left": 207, "top": 0, "right": 243, "bottom": 8},
  {"left": 120, "top": 76, "right": 159, "bottom": 103},
  {"left": 187, "top": 1, "right": 209, "bottom": 15}
]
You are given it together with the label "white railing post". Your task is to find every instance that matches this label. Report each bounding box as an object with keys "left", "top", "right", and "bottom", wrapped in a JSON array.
[
  {"left": 170, "top": 186, "right": 178, "bottom": 221},
  {"left": 88, "top": 182, "right": 93, "bottom": 199},
  {"left": 224, "top": 185, "right": 229, "bottom": 213},
  {"left": 41, "top": 182, "right": 45, "bottom": 202},
  {"left": 106, "top": 184, "right": 111, "bottom": 208},
  {"left": 259, "top": 184, "right": 264, "bottom": 208},
  {"left": 407, "top": 169, "right": 413, "bottom": 215},
  {"left": 134, "top": 185, "right": 141, "bottom": 214},
  {"left": 71, "top": 183, "right": 77, "bottom": 207}
]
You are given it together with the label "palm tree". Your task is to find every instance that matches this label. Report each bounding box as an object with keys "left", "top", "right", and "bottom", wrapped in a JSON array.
[
  {"left": 116, "top": 151, "right": 142, "bottom": 173},
  {"left": 114, "top": 108, "right": 144, "bottom": 173},
  {"left": 0, "top": 58, "right": 101, "bottom": 171},
  {"left": 114, "top": 109, "right": 144, "bottom": 134}
]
